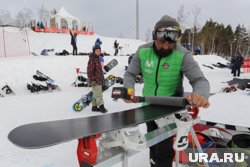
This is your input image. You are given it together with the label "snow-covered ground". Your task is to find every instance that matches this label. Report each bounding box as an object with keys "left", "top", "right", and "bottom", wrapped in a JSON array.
[{"left": 0, "top": 28, "right": 249, "bottom": 167}]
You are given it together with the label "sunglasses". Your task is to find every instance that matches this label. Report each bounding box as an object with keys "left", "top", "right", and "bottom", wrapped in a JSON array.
[{"left": 155, "top": 27, "right": 181, "bottom": 42}]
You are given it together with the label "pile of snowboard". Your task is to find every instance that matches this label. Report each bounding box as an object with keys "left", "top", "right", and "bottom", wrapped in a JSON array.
[
  {"left": 0, "top": 83, "right": 15, "bottom": 97},
  {"left": 27, "top": 70, "right": 60, "bottom": 93},
  {"left": 41, "top": 49, "right": 54, "bottom": 56}
]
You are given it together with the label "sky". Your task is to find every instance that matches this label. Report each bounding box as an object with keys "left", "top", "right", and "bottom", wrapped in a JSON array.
[{"left": 1, "top": 0, "right": 250, "bottom": 40}]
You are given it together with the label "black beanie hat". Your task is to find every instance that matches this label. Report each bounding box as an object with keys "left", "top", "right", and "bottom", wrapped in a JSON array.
[
  {"left": 93, "top": 45, "right": 101, "bottom": 53},
  {"left": 154, "top": 15, "right": 180, "bottom": 30}
]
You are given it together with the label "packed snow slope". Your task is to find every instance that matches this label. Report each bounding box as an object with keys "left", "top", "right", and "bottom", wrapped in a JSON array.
[{"left": 0, "top": 28, "right": 249, "bottom": 167}]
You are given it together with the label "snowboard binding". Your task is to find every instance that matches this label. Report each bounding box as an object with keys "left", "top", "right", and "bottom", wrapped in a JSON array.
[
  {"left": 33, "top": 75, "right": 47, "bottom": 81},
  {"left": 71, "top": 68, "right": 90, "bottom": 87},
  {"left": 28, "top": 70, "right": 60, "bottom": 93},
  {"left": 222, "top": 85, "right": 237, "bottom": 93},
  {"left": 2, "top": 85, "right": 15, "bottom": 95}
]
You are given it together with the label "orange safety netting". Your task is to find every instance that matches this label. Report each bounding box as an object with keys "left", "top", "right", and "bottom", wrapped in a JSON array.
[{"left": 33, "top": 26, "right": 94, "bottom": 35}]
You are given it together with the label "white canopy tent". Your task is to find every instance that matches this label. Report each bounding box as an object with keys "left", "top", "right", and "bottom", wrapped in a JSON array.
[{"left": 50, "top": 7, "right": 81, "bottom": 30}]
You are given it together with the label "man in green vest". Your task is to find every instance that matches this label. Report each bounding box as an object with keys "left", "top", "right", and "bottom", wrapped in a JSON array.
[{"left": 123, "top": 15, "right": 210, "bottom": 167}]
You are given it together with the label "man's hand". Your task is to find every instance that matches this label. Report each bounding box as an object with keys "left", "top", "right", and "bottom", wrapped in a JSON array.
[
  {"left": 123, "top": 87, "right": 135, "bottom": 103},
  {"left": 187, "top": 93, "right": 210, "bottom": 108}
]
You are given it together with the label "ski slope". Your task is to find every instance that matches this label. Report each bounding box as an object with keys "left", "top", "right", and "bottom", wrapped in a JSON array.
[{"left": 0, "top": 28, "right": 250, "bottom": 167}]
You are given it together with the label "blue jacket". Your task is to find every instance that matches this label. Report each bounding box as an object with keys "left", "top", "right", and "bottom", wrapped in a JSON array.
[{"left": 231, "top": 55, "right": 244, "bottom": 67}]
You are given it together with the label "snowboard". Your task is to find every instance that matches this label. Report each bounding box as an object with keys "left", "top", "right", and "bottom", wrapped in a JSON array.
[
  {"left": 36, "top": 70, "right": 55, "bottom": 83},
  {"left": 1, "top": 84, "right": 15, "bottom": 95},
  {"left": 41, "top": 49, "right": 54, "bottom": 56},
  {"left": 75, "top": 59, "right": 118, "bottom": 74},
  {"left": 72, "top": 75, "right": 116, "bottom": 112},
  {"left": 196, "top": 120, "right": 250, "bottom": 133},
  {"left": 27, "top": 82, "right": 47, "bottom": 93},
  {"left": 104, "top": 59, "right": 118, "bottom": 72},
  {"left": 8, "top": 104, "right": 186, "bottom": 149},
  {"left": 27, "top": 82, "right": 58, "bottom": 93},
  {"left": 31, "top": 52, "right": 39, "bottom": 56},
  {"left": 202, "top": 64, "right": 214, "bottom": 69},
  {"left": 72, "top": 91, "right": 93, "bottom": 111},
  {"left": 193, "top": 120, "right": 250, "bottom": 141},
  {"left": 35, "top": 70, "right": 60, "bottom": 91}
]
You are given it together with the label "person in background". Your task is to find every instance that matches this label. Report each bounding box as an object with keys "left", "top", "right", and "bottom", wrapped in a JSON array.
[
  {"left": 87, "top": 45, "right": 108, "bottom": 113},
  {"left": 40, "top": 22, "right": 45, "bottom": 29},
  {"left": 37, "top": 22, "right": 40, "bottom": 29},
  {"left": 123, "top": 15, "right": 210, "bottom": 167},
  {"left": 182, "top": 43, "right": 191, "bottom": 51},
  {"left": 194, "top": 45, "right": 201, "bottom": 55},
  {"left": 114, "top": 40, "right": 119, "bottom": 56},
  {"left": 231, "top": 52, "right": 244, "bottom": 77},
  {"left": 70, "top": 31, "right": 78, "bottom": 55}
]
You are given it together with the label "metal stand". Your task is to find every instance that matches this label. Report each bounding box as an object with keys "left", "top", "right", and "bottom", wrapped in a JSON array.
[
  {"left": 78, "top": 113, "right": 207, "bottom": 167},
  {"left": 190, "top": 126, "right": 209, "bottom": 167},
  {"left": 175, "top": 151, "right": 180, "bottom": 167},
  {"left": 175, "top": 117, "right": 209, "bottom": 167},
  {"left": 122, "top": 151, "right": 128, "bottom": 167}
]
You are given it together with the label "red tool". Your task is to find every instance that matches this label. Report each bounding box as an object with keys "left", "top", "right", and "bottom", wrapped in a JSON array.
[{"left": 77, "top": 134, "right": 101, "bottom": 166}]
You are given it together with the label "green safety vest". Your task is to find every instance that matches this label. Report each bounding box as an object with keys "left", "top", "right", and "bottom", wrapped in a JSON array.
[{"left": 139, "top": 47, "right": 184, "bottom": 97}]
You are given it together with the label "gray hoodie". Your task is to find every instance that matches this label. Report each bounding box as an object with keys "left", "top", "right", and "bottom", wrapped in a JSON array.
[{"left": 123, "top": 42, "right": 210, "bottom": 99}]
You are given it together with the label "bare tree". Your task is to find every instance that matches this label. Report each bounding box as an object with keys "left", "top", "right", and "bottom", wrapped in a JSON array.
[
  {"left": 177, "top": 5, "right": 188, "bottom": 29},
  {"left": 51, "top": 8, "right": 57, "bottom": 15},
  {"left": 145, "top": 28, "right": 152, "bottom": 42},
  {"left": 247, "top": 30, "right": 250, "bottom": 57},
  {"left": 38, "top": 4, "right": 51, "bottom": 26},
  {"left": 210, "top": 30, "right": 218, "bottom": 54},
  {"left": 0, "top": 9, "right": 14, "bottom": 25},
  {"left": 191, "top": 5, "right": 201, "bottom": 53},
  {"left": 14, "top": 8, "right": 32, "bottom": 27},
  {"left": 118, "top": 33, "right": 124, "bottom": 38}
]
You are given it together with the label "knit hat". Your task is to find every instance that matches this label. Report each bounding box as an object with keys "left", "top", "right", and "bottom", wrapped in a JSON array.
[
  {"left": 154, "top": 15, "right": 180, "bottom": 30},
  {"left": 93, "top": 45, "right": 101, "bottom": 52}
]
